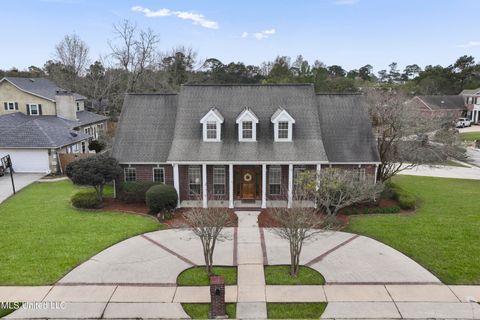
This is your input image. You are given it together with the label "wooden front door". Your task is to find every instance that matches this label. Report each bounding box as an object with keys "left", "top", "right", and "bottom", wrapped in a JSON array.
[{"left": 240, "top": 168, "right": 256, "bottom": 199}]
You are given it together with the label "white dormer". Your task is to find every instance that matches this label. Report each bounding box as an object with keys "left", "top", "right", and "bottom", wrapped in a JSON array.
[
  {"left": 271, "top": 107, "right": 295, "bottom": 142},
  {"left": 200, "top": 108, "right": 224, "bottom": 142},
  {"left": 236, "top": 107, "right": 259, "bottom": 142}
]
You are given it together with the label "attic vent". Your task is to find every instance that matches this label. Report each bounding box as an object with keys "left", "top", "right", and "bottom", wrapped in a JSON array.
[
  {"left": 441, "top": 100, "right": 445, "bottom": 104},
  {"left": 69, "top": 131, "right": 78, "bottom": 138}
]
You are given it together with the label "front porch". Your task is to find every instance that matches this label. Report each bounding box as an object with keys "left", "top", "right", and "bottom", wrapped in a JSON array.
[{"left": 173, "top": 164, "right": 319, "bottom": 209}]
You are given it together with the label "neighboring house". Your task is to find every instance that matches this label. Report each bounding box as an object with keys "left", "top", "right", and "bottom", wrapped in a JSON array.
[
  {"left": 112, "top": 84, "right": 380, "bottom": 209},
  {"left": 460, "top": 88, "right": 480, "bottom": 123},
  {"left": 0, "top": 77, "right": 108, "bottom": 173},
  {"left": 408, "top": 95, "right": 467, "bottom": 119}
]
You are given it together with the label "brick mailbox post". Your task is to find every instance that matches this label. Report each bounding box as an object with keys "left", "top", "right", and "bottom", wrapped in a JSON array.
[{"left": 209, "top": 275, "right": 227, "bottom": 318}]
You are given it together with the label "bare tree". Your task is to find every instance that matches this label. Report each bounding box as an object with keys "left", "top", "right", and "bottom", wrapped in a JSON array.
[
  {"left": 313, "top": 168, "right": 383, "bottom": 216},
  {"left": 54, "top": 34, "right": 90, "bottom": 77},
  {"left": 270, "top": 181, "right": 330, "bottom": 277},
  {"left": 109, "top": 20, "right": 159, "bottom": 92},
  {"left": 182, "top": 206, "right": 233, "bottom": 275},
  {"left": 367, "top": 90, "right": 465, "bottom": 181}
]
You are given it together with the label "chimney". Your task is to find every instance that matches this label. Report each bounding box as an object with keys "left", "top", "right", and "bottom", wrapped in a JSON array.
[{"left": 55, "top": 90, "right": 77, "bottom": 121}]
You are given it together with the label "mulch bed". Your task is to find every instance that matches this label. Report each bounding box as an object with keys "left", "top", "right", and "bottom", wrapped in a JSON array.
[
  {"left": 164, "top": 208, "right": 238, "bottom": 228},
  {"left": 258, "top": 209, "right": 348, "bottom": 228},
  {"left": 101, "top": 198, "right": 149, "bottom": 214}
]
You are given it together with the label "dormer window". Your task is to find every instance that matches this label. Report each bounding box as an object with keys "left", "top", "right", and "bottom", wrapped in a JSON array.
[
  {"left": 236, "top": 107, "right": 259, "bottom": 142},
  {"left": 200, "top": 108, "right": 224, "bottom": 142},
  {"left": 271, "top": 107, "right": 295, "bottom": 142}
]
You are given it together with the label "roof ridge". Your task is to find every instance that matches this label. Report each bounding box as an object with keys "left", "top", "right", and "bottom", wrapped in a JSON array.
[{"left": 32, "top": 119, "right": 56, "bottom": 147}]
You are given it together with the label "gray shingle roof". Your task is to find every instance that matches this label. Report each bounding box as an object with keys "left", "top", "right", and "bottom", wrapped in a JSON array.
[
  {"left": 167, "top": 84, "right": 327, "bottom": 162},
  {"left": 415, "top": 95, "right": 466, "bottom": 110},
  {"left": 112, "top": 85, "right": 380, "bottom": 164},
  {"left": 1, "top": 77, "right": 86, "bottom": 101},
  {"left": 0, "top": 112, "right": 89, "bottom": 148},
  {"left": 76, "top": 110, "right": 108, "bottom": 127},
  {"left": 316, "top": 94, "right": 380, "bottom": 163},
  {"left": 111, "top": 94, "right": 178, "bottom": 163}
]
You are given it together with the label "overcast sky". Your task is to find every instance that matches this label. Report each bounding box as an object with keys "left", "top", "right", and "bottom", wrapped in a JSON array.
[{"left": 1, "top": 0, "right": 480, "bottom": 72}]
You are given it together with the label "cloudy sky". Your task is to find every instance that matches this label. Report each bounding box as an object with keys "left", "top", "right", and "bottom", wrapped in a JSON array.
[{"left": 1, "top": 0, "right": 480, "bottom": 72}]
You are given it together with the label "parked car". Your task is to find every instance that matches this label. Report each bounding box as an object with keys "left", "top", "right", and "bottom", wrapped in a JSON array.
[{"left": 456, "top": 118, "right": 472, "bottom": 128}]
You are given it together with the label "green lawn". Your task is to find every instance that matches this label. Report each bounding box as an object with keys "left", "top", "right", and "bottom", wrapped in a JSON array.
[
  {"left": 182, "top": 303, "right": 236, "bottom": 319},
  {"left": 0, "top": 181, "right": 163, "bottom": 285},
  {"left": 264, "top": 265, "right": 325, "bottom": 285},
  {"left": 347, "top": 175, "right": 480, "bottom": 284},
  {"left": 0, "top": 303, "right": 21, "bottom": 317},
  {"left": 267, "top": 303, "right": 327, "bottom": 319},
  {"left": 177, "top": 266, "right": 237, "bottom": 286},
  {"left": 460, "top": 131, "right": 480, "bottom": 141}
]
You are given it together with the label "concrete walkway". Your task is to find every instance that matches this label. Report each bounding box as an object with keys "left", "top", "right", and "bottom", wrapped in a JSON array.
[
  {"left": 236, "top": 211, "right": 267, "bottom": 319},
  {"left": 398, "top": 163, "right": 480, "bottom": 180}
]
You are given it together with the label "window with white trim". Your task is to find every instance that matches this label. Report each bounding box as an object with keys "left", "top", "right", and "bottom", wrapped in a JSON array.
[
  {"left": 213, "top": 167, "right": 226, "bottom": 195},
  {"left": 269, "top": 166, "right": 281, "bottom": 195},
  {"left": 124, "top": 168, "right": 136, "bottom": 182},
  {"left": 357, "top": 168, "right": 366, "bottom": 181},
  {"left": 5, "top": 102, "right": 16, "bottom": 110},
  {"left": 153, "top": 167, "right": 165, "bottom": 183},
  {"left": 293, "top": 166, "right": 306, "bottom": 186},
  {"left": 206, "top": 121, "right": 217, "bottom": 140},
  {"left": 188, "top": 166, "right": 202, "bottom": 195},
  {"left": 278, "top": 121, "right": 289, "bottom": 139},
  {"left": 242, "top": 121, "right": 253, "bottom": 139},
  {"left": 29, "top": 104, "right": 39, "bottom": 115}
]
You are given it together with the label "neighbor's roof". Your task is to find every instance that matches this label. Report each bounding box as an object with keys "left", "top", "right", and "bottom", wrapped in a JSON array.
[
  {"left": 112, "top": 84, "right": 380, "bottom": 163},
  {"left": 111, "top": 94, "right": 178, "bottom": 163},
  {"left": 316, "top": 94, "right": 380, "bottom": 163},
  {"left": 0, "top": 77, "right": 86, "bottom": 101},
  {"left": 415, "top": 95, "right": 466, "bottom": 110},
  {"left": 0, "top": 112, "right": 89, "bottom": 148},
  {"left": 460, "top": 88, "right": 480, "bottom": 96},
  {"left": 76, "top": 110, "right": 108, "bottom": 127},
  {"left": 168, "top": 84, "right": 327, "bottom": 162}
]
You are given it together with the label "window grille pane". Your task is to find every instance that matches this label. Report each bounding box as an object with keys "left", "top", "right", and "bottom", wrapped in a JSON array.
[
  {"left": 124, "top": 168, "right": 136, "bottom": 182},
  {"left": 206, "top": 122, "right": 217, "bottom": 139},
  {"left": 242, "top": 121, "right": 253, "bottom": 139},
  {"left": 189, "top": 167, "right": 202, "bottom": 195},
  {"left": 153, "top": 168, "right": 165, "bottom": 183},
  {"left": 278, "top": 121, "right": 289, "bottom": 139},
  {"left": 213, "top": 167, "right": 225, "bottom": 195},
  {"left": 269, "top": 166, "right": 281, "bottom": 195}
]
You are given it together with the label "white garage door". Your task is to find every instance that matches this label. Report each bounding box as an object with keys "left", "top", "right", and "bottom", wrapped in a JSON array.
[{"left": 0, "top": 149, "right": 50, "bottom": 173}]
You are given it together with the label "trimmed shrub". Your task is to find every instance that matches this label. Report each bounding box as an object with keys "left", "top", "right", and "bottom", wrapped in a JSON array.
[
  {"left": 71, "top": 189, "right": 102, "bottom": 209},
  {"left": 146, "top": 184, "right": 178, "bottom": 214},
  {"left": 389, "top": 182, "right": 416, "bottom": 209},
  {"left": 118, "top": 182, "right": 160, "bottom": 203}
]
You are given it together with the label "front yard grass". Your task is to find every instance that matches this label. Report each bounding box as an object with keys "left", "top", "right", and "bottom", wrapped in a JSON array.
[
  {"left": 177, "top": 266, "right": 237, "bottom": 286},
  {"left": 0, "top": 181, "right": 164, "bottom": 285},
  {"left": 182, "top": 303, "right": 236, "bottom": 319},
  {"left": 264, "top": 265, "right": 325, "bottom": 285},
  {"left": 347, "top": 175, "right": 480, "bottom": 284},
  {"left": 267, "top": 303, "right": 327, "bottom": 319},
  {"left": 0, "top": 303, "right": 21, "bottom": 317},
  {"left": 460, "top": 131, "right": 480, "bottom": 141}
]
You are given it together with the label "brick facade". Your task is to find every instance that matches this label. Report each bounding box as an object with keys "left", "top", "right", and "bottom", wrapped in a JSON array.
[{"left": 119, "top": 164, "right": 174, "bottom": 185}]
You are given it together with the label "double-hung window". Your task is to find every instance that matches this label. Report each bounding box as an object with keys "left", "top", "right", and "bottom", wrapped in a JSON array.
[
  {"left": 124, "top": 168, "right": 136, "bottom": 182},
  {"left": 213, "top": 167, "right": 225, "bottom": 195},
  {"left": 29, "top": 104, "right": 39, "bottom": 115},
  {"left": 153, "top": 167, "right": 165, "bottom": 183},
  {"left": 278, "top": 121, "right": 289, "bottom": 139},
  {"left": 188, "top": 166, "right": 202, "bottom": 195},
  {"left": 4, "top": 102, "right": 16, "bottom": 110},
  {"left": 269, "top": 166, "right": 281, "bottom": 195},
  {"left": 357, "top": 168, "right": 366, "bottom": 181},
  {"left": 206, "top": 122, "right": 217, "bottom": 140},
  {"left": 242, "top": 121, "right": 253, "bottom": 139}
]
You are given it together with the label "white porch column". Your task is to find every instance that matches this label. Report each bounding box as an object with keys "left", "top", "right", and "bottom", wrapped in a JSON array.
[
  {"left": 288, "top": 164, "right": 293, "bottom": 208},
  {"left": 261, "top": 164, "right": 267, "bottom": 209},
  {"left": 315, "top": 164, "right": 321, "bottom": 208},
  {"left": 229, "top": 164, "right": 234, "bottom": 209},
  {"left": 173, "top": 164, "right": 180, "bottom": 208},
  {"left": 202, "top": 164, "right": 208, "bottom": 208}
]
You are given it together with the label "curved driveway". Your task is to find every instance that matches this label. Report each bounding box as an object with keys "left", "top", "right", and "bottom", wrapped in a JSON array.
[{"left": 59, "top": 228, "right": 439, "bottom": 285}]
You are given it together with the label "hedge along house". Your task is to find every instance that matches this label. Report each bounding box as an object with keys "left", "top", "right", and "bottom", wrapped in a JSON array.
[{"left": 112, "top": 84, "right": 380, "bottom": 208}]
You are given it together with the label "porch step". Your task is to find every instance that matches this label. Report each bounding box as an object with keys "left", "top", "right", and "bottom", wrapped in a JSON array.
[{"left": 234, "top": 207, "right": 263, "bottom": 211}]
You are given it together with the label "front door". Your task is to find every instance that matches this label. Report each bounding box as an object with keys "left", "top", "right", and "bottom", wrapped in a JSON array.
[{"left": 240, "top": 168, "right": 256, "bottom": 199}]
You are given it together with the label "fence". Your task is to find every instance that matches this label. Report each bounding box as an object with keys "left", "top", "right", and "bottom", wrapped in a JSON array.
[{"left": 58, "top": 153, "right": 93, "bottom": 173}]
